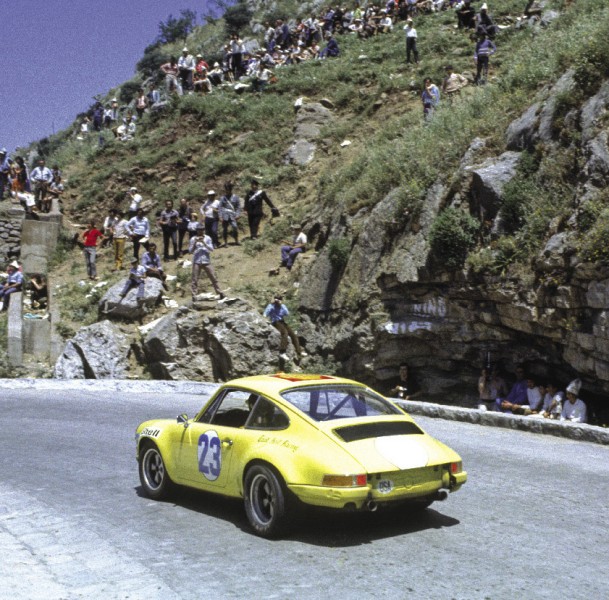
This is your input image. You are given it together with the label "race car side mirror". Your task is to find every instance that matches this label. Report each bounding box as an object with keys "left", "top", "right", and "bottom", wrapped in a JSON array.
[{"left": 177, "top": 413, "right": 189, "bottom": 428}]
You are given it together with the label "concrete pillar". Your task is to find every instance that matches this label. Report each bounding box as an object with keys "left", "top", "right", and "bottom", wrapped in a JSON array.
[
  {"left": 20, "top": 220, "right": 61, "bottom": 274},
  {"left": 7, "top": 291, "right": 23, "bottom": 366}
]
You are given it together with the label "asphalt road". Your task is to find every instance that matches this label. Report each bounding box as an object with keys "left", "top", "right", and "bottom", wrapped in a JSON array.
[{"left": 1, "top": 389, "right": 608, "bottom": 600}]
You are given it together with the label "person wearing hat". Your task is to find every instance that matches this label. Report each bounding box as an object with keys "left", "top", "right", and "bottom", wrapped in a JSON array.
[
  {"left": 0, "top": 148, "right": 11, "bottom": 201},
  {"left": 263, "top": 294, "right": 306, "bottom": 361},
  {"left": 189, "top": 223, "right": 225, "bottom": 301},
  {"left": 560, "top": 379, "right": 587, "bottom": 423},
  {"left": 127, "top": 186, "right": 142, "bottom": 219},
  {"left": 201, "top": 190, "right": 220, "bottom": 248},
  {"left": 178, "top": 47, "right": 195, "bottom": 92},
  {"left": 208, "top": 62, "right": 224, "bottom": 86},
  {"left": 0, "top": 261, "right": 23, "bottom": 311},
  {"left": 244, "top": 179, "right": 279, "bottom": 240},
  {"left": 118, "top": 257, "right": 147, "bottom": 303},
  {"left": 476, "top": 3, "right": 497, "bottom": 39},
  {"left": 279, "top": 224, "right": 307, "bottom": 271},
  {"left": 403, "top": 18, "right": 418, "bottom": 64}
]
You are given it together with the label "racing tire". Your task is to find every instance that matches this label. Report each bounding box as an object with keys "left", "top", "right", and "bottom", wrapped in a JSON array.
[
  {"left": 244, "top": 464, "right": 289, "bottom": 538},
  {"left": 139, "top": 442, "right": 173, "bottom": 500}
]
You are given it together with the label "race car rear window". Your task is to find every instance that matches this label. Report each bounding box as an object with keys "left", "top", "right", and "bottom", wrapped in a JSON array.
[
  {"left": 333, "top": 421, "right": 423, "bottom": 442},
  {"left": 280, "top": 385, "right": 402, "bottom": 422}
]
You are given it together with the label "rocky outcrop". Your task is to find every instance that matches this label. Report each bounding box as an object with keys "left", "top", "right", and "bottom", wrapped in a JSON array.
[
  {"left": 0, "top": 215, "right": 23, "bottom": 265},
  {"left": 141, "top": 298, "right": 289, "bottom": 380},
  {"left": 54, "top": 320, "right": 130, "bottom": 379},
  {"left": 98, "top": 277, "right": 164, "bottom": 319},
  {"left": 285, "top": 99, "right": 333, "bottom": 166}
]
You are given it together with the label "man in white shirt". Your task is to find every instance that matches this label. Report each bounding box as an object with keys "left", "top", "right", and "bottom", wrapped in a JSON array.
[
  {"left": 404, "top": 18, "right": 419, "bottom": 64},
  {"left": 30, "top": 158, "right": 54, "bottom": 210},
  {"left": 127, "top": 187, "right": 142, "bottom": 219},
  {"left": 561, "top": 379, "right": 587, "bottom": 423},
  {"left": 178, "top": 47, "right": 195, "bottom": 91},
  {"left": 280, "top": 224, "right": 307, "bottom": 271}
]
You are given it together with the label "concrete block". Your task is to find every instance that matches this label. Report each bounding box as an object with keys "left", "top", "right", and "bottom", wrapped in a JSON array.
[
  {"left": 7, "top": 291, "right": 23, "bottom": 366},
  {"left": 20, "top": 220, "right": 60, "bottom": 274}
]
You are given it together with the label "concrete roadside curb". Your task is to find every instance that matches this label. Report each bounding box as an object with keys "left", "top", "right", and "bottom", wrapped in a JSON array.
[
  {"left": 395, "top": 399, "right": 609, "bottom": 446},
  {"left": 0, "top": 379, "right": 607, "bottom": 445}
]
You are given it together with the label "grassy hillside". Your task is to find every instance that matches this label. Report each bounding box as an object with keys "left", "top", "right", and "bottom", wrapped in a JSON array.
[{"left": 34, "top": 0, "right": 609, "bottom": 353}]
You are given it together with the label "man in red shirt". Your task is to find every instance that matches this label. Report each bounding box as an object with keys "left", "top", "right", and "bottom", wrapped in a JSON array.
[{"left": 82, "top": 220, "right": 104, "bottom": 280}]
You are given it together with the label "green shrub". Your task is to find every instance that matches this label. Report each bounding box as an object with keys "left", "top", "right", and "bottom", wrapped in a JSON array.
[
  {"left": 579, "top": 207, "right": 609, "bottom": 263},
  {"left": 328, "top": 238, "right": 351, "bottom": 270},
  {"left": 429, "top": 208, "right": 479, "bottom": 269}
]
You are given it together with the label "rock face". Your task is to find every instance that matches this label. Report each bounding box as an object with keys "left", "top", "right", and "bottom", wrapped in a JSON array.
[
  {"left": 141, "top": 299, "right": 287, "bottom": 380},
  {"left": 98, "top": 277, "right": 164, "bottom": 319},
  {"left": 285, "top": 100, "right": 333, "bottom": 166},
  {"left": 54, "top": 320, "right": 130, "bottom": 379}
]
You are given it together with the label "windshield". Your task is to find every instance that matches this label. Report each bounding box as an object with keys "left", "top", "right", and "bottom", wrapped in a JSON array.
[{"left": 280, "top": 385, "right": 402, "bottom": 422}]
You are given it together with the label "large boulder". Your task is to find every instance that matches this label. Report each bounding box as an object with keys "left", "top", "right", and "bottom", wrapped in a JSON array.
[
  {"left": 54, "top": 320, "right": 130, "bottom": 379},
  {"left": 506, "top": 103, "right": 540, "bottom": 151},
  {"left": 98, "top": 277, "right": 164, "bottom": 319},
  {"left": 142, "top": 299, "right": 287, "bottom": 380},
  {"left": 469, "top": 151, "right": 521, "bottom": 220}
]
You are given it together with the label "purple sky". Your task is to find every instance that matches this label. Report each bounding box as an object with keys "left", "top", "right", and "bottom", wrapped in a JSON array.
[{"left": 1, "top": 0, "right": 216, "bottom": 153}]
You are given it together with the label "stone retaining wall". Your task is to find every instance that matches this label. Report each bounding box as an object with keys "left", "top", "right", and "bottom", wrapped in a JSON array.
[{"left": 0, "top": 216, "right": 23, "bottom": 265}]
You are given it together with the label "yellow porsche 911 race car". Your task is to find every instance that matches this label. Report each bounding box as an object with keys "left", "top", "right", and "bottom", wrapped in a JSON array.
[{"left": 135, "top": 373, "right": 466, "bottom": 537}]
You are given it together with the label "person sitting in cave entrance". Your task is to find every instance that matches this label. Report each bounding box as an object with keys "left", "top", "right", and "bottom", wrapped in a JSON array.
[
  {"left": 388, "top": 362, "right": 422, "bottom": 400},
  {"left": 494, "top": 364, "right": 528, "bottom": 412}
]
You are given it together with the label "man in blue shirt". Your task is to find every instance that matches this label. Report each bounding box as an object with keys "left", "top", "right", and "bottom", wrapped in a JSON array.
[
  {"left": 263, "top": 295, "right": 306, "bottom": 361},
  {"left": 141, "top": 243, "right": 168, "bottom": 291},
  {"left": 495, "top": 365, "right": 529, "bottom": 412},
  {"left": 0, "top": 263, "right": 24, "bottom": 311}
]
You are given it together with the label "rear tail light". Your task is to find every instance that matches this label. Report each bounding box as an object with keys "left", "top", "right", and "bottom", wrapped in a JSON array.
[
  {"left": 450, "top": 461, "right": 462, "bottom": 474},
  {"left": 322, "top": 474, "right": 368, "bottom": 487}
]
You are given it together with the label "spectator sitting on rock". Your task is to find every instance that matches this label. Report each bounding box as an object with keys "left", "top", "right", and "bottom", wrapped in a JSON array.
[
  {"left": 263, "top": 294, "right": 307, "bottom": 362},
  {"left": 538, "top": 381, "right": 564, "bottom": 419},
  {"left": 0, "top": 262, "right": 23, "bottom": 311},
  {"left": 251, "top": 63, "right": 275, "bottom": 92},
  {"left": 521, "top": 375, "right": 543, "bottom": 415},
  {"left": 46, "top": 173, "right": 64, "bottom": 213},
  {"left": 193, "top": 67, "right": 213, "bottom": 94},
  {"left": 279, "top": 223, "right": 307, "bottom": 271},
  {"left": 119, "top": 257, "right": 147, "bottom": 305},
  {"left": 141, "top": 243, "right": 168, "bottom": 291},
  {"left": 561, "top": 379, "right": 587, "bottom": 423},
  {"left": 495, "top": 364, "right": 528, "bottom": 412}
]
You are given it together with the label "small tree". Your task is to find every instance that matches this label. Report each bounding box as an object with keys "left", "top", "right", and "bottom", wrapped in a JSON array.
[
  {"left": 429, "top": 208, "right": 479, "bottom": 269},
  {"left": 157, "top": 9, "right": 197, "bottom": 44},
  {"left": 224, "top": 0, "right": 253, "bottom": 35}
]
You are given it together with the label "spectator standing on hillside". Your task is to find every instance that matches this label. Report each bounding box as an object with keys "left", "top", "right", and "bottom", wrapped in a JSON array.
[
  {"left": 561, "top": 379, "right": 587, "bottom": 423},
  {"left": 201, "top": 190, "right": 220, "bottom": 248},
  {"left": 244, "top": 179, "right": 279, "bottom": 240},
  {"left": 279, "top": 224, "right": 307, "bottom": 271},
  {"left": 230, "top": 35, "right": 245, "bottom": 78},
  {"left": 127, "top": 208, "right": 150, "bottom": 260},
  {"left": 404, "top": 18, "right": 419, "bottom": 64},
  {"left": 160, "top": 57, "right": 182, "bottom": 96},
  {"left": 264, "top": 295, "right": 306, "bottom": 362},
  {"left": 219, "top": 182, "right": 241, "bottom": 247},
  {"left": 101, "top": 208, "right": 119, "bottom": 248},
  {"left": 474, "top": 32, "right": 496, "bottom": 85},
  {"left": 127, "top": 187, "right": 142, "bottom": 219},
  {"left": 158, "top": 200, "right": 180, "bottom": 261},
  {"left": 104, "top": 98, "right": 120, "bottom": 128},
  {"left": 10, "top": 156, "right": 30, "bottom": 194},
  {"left": 111, "top": 211, "right": 130, "bottom": 271},
  {"left": 0, "top": 262, "right": 23, "bottom": 311},
  {"left": 0, "top": 149, "right": 11, "bottom": 200},
  {"left": 82, "top": 220, "right": 104, "bottom": 281},
  {"left": 135, "top": 89, "right": 148, "bottom": 118},
  {"left": 189, "top": 225, "right": 225, "bottom": 301},
  {"left": 178, "top": 48, "right": 195, "bottom": 92},
  {"left": 421, "top": 77, "right": 440, "bottom": 119},
  {"left": 177, "top": 198, "right": 193, "bottom": 256},
  {"left": 30, "top": 159, "right": 54, "bottom": 211}
]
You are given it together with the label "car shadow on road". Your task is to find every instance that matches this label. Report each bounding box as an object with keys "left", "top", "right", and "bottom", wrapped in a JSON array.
[{"left": 135, "top": 485, "right": 459, "bottom": 546}]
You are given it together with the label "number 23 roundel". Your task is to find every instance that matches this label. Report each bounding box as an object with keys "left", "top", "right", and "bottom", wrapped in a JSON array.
[{"left": 198, "top": 430, "right": 221, "bottom": 481}]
